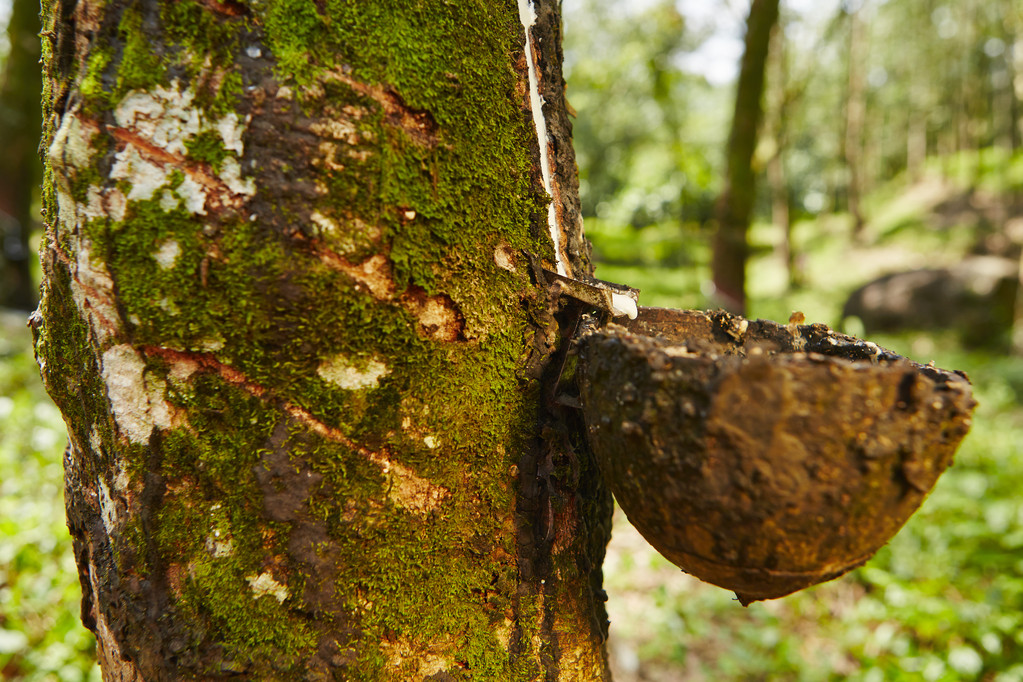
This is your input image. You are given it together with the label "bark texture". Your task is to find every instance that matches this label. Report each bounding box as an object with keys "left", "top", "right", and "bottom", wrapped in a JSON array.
[
  {"left": 711, "top": 0, "right": 780, "bottom": 315},
  {"left": 36, "top": 1, "right": 611, "bottom": 679}
]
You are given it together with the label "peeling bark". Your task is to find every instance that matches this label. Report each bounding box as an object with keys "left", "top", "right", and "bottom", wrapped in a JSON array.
[{"left": 37, "top": 1, "right": 610, "bottom": 679}]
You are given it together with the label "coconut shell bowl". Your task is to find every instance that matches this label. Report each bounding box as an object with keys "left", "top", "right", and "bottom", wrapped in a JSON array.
[{"left": 578, "top": 307, "right": 976, "bottom": 605}]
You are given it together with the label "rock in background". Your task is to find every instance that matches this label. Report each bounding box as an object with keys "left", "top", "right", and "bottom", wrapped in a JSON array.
[{"left": 841, "top": 255, "right": 1019, "bottom": 348}]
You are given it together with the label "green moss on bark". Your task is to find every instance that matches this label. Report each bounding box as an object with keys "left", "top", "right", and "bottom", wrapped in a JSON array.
[
  {"left": 38, "top": 0, "right": 602, "bottom": 678},
  {"left": 116, "top": 7, "right": 167, "bottom": 94}
]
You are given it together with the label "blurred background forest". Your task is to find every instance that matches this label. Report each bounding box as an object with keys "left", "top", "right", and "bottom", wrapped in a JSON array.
[{"left": 3, "top": 0, "right": 1023, "bottom": 679}]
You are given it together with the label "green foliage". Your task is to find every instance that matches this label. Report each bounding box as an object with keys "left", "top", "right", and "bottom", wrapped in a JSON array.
[
  {"left": 584, "top": 218, "right": 710, "bottom": 310},
  {"left": 562, "top": 0, "right": 722, "bottom": 228},
  {"left": 0, "top": 313, "right": 99, "bottom": 681}
]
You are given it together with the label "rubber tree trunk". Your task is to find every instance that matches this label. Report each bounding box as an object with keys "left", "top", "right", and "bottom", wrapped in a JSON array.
[
  {"left": 35, "top": 1, "right": 611, "bottom": 679},
  {"left": 711, "top": 0, "right": 780, "bottom": 315},
  {"left": 0, "top": 0, "right": 42, "bottom": 311}
]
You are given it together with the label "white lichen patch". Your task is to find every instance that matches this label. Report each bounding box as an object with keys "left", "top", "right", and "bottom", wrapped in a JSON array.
[
  {"left": 215, "top": 112, "right": 247, "bottom": 155},
  {"left": 246, "top": 572, "right": 289, "bottom": 603},
  {"left": 176, "top": 175, "right": 208, "bottom": 214},
  {"left": 372, "top": 456, "right": 448, "bottom": 514},
  {"left": 310, "top": 210, "right": 339, "bottom": 235},
  {"left": 105, "top": 188, "right": 128, "bottom": 222},
  {"left": 71, "top": 238, "right": 120, "bottom": 343},
  {"left": 48, "top": 113, "right": 98, "bottom": 172},
  {"left": 114, "top": 83, "right": 201, "bottom": 156},
  {"left": 110, "top": 146, "right": 170, "bottom": 201},
  {"left": 310, "top": 118, "right": 359, "bottom": 144},
  {"left": 205, "top": 533, "right": 234, "bottom": 558},
  {"left": 100, "top": 345, "right": 177, "bottom": 441},
  {"left": 106, "top": 83, "right": 252, "bottom": 213},
  {"left": 168, "top": 356, "right": 200, "bottom": 384},
  {"left": 316, "top": 140, "right": 346, "bottom": 171},
  {"left": 415, "top": 297, "right": 459, "bottom": 340},
  {"left": 495, "top": 617, "right": 515, "bottom": 652},
  {"left": 344, "top": 254, "right": 395, "bottom": 298},
  {"left": 317, "top": 355, "right": 390, "bottom": 390},
  {"left": 101, "top": 345, "right": 155, "bottom": 444},
  {"left": 83, "top": 186, "right": 106, "bottom": 220},
  {"left": 97, "top": 477, "right": 118, "bottom": 536},
  {"left": 197, "top": 336, "right": 225, "bottom": 352},
  {"left": 218, "top": 156, "right": 256, "bottom": 197},
  {"left": 113, "top": 461, "right": 131, "bottom": 493},
  {"left": 145, "top": 373, "right": 175, "bottom": 430},
  {"left": 153, "top": 240, "right": 181, "bottom": 269},
  {"left": 157, "top": 297, "right": 180, "bottom": 315},
  {"left": 159, "top": 189, "right": 179, "bottom": 212},
  {"left": 493, "top": 242, "right": 517, "bottom": 271},
  {"left": 381, "top": 638, "right": 456, "bottom": 679},
  {"left": 88, "top": 425, "right": 104, "bottom": 455},
  {"left": 423, "top": 435, "right": 439, "bottom": 449}
]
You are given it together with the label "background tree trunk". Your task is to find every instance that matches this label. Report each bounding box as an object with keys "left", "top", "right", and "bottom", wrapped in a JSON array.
[
  {"left": 36, "top": 1, "right": 611, "bottom": 679},
  {"left": 764, "top": 20, "right": 801, "bottom": 291},
  {"left": 711, "top": 0, "right": 780, "bottom": 315},
  {"left": 843, "top": 0, "right": 867, "bottom": 239},
  {"left": 0, "top": 0, "right": 42, "bottom": 311}
]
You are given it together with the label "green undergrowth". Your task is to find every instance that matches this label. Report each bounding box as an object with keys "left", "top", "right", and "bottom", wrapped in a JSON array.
[{"left": 0, "top": 312, "right": 99, "bottom": 681}]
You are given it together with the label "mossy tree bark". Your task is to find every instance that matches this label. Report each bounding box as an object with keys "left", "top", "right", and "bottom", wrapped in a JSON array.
[{"left": 36, "top": 1, "right": 611, "bottom": 679}]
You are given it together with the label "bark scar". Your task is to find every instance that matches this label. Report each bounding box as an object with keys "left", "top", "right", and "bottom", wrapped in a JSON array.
[
  {"left": 194, "top": 0, "right": 247, "bottom": 17},
  {"left": 108, "top": 126, "right": 251, "bottom": 211},
  {"left": 141, "top": 346, "right": 449, "bottom": 513},
  {"left": 323, "top": 69, "right": 439, "bottom": 148},
  {"left": 307, "top": 240, "right": 466, "bottom": 342}
]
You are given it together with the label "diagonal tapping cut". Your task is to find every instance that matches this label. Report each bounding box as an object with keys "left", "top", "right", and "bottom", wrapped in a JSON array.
[
  {"left": 299, "top": 235, "right": 466, "bottom": 343},
  {"left": 518, "top": 0, "right": 569, "bottom": 278},
  {"left": 141, "top": 346, "right": 449, "bottom": 514}
]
